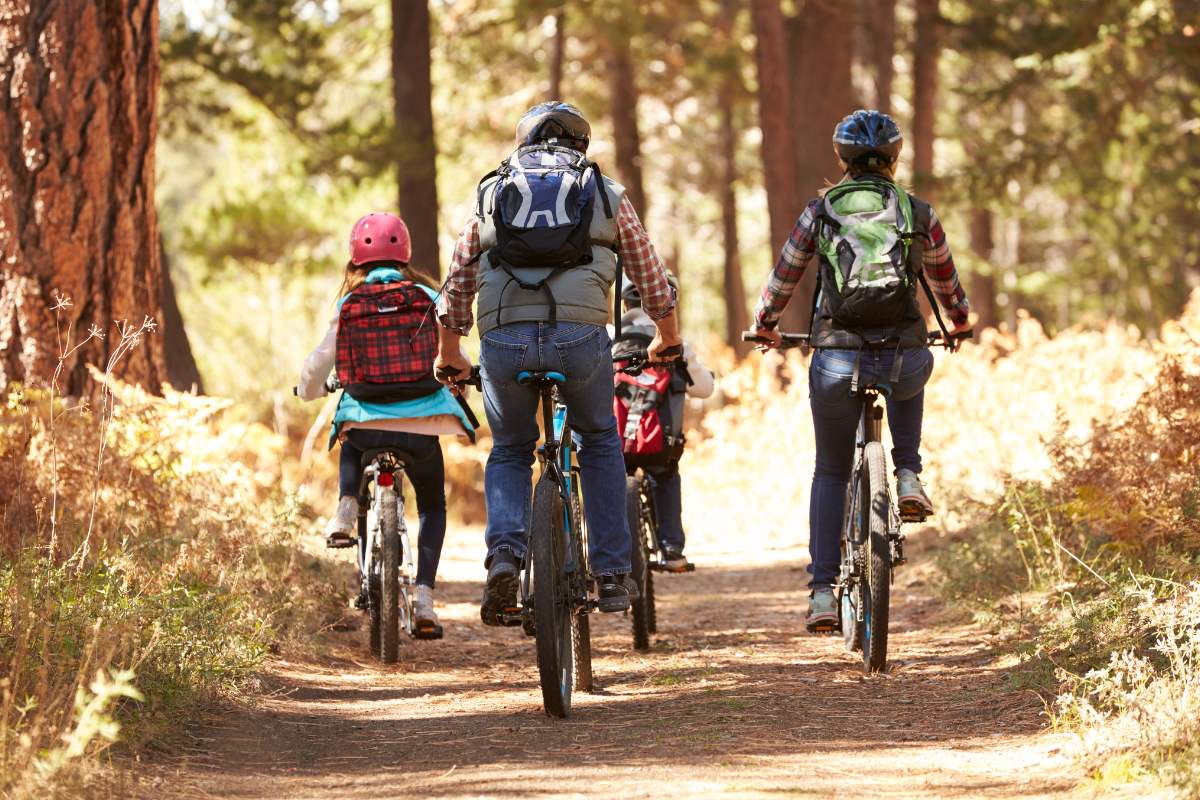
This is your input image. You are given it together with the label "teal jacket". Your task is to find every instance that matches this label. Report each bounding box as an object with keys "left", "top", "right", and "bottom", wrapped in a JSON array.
[{"left": 296, "top": 267, "right": 474, "bottom": 448}]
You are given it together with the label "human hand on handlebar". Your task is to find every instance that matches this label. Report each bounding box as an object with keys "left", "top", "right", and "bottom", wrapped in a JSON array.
[
  {"left": 750, "top": 324, "right": 782, "bottom": 349},
  {"left": 648, "top": 311, "right": 683, "bottom": 362},
  {"left": 434, "top": 351, "right": 473, "bottom": 394}
]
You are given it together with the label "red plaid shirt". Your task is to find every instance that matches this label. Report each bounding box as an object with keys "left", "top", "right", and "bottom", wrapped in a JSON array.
[
  {"left": 437, "top": 194, "right": 676, "bottom": 334},
  {"left": 754, "top": 196, "right": 970, "bottom": 330}
]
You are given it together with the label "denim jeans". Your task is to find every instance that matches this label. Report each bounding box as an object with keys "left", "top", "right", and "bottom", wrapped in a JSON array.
[
  {"left": 646, "top": 467, "right": 685, "bottom": 550},
  {"left": 807, "top": 347, "right": 934, "bottom": 588},
  {"left": 339, "top": 429, "right": 447, "bottom": 588},
  {"left": 480, "top": 322, "right": 632, "bottom": 576}
]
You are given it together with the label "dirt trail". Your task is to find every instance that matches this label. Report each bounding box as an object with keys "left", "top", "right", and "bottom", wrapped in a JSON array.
[{"left": 144, "top": 530, "right": 1081, "bottom": 799}]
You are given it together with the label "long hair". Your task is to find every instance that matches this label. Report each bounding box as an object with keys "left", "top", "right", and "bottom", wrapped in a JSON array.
[{"left": 336, "top": 260, "right": 438, "bottom": 301}]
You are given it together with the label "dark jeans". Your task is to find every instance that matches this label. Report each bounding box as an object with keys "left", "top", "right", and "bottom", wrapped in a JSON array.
[
  {"left": 646, "top": 466, "right": 685, "bottom": 550},
  {"left": 807, "top": 347, "right": 933, "bottom": 588},
  {"left": 479, "top": 322, "right": 631, "bottom": 576},
  {"left": 339, "top": 428, "right": 447, "bottom": 588}
]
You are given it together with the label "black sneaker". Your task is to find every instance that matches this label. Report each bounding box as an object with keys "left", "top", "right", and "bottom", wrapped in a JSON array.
[
  {"left": 480, "top": 549, "right": 520, "bottom": 626},
  {"left": 662, "top": 544, "right": 688, "bottom": 571},
  {"left": 597, "top": 573, "right": 639, "bottom": 613}
]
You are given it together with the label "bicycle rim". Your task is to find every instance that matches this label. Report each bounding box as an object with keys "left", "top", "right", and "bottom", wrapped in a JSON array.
[
  {"left": 627, "top": 476, "right": 652, "bottom": 651},
  {"left": 531, "top": 473, "right": 572, "bottom": 717},
  {"left": 861, "top": 442, "right": 891, "bottom": 673},
  {"left": 379, "top": 485, "right": 401, "bottom": 664},
  {"left": 841, "top": 478, "right": 864, "bottom": 652}
]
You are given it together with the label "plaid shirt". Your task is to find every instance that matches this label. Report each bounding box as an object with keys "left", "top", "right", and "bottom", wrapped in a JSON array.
[
  {"left": 437, "top": 194, "right": 676, "bottom": 334},
  {"left": 754, "top": 197, "right": 970, "bottom": 330}
]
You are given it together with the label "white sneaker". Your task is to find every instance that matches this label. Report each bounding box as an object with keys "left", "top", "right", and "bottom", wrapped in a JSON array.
[
  {"left": 324, "top": 496, "right": 358, "bottom": 542},
  {"left": 414, "top": 584, "right": 438, "bottom": 626},
  {"left": 895, "top": 469, "right": 934, "bottom": 519}
]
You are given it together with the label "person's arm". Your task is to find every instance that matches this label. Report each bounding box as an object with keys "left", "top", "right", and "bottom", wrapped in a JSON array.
[
  {"left": 298, "top": 311, "right": 338, "bottom": 400},
  {"left": 682, "top": 342, "right": 715, "bottom": 399},
  {"left": 434, "top": 218, "right": 483, "bottom": 383},
  {"left": 751, "top": 199, "right": 822, "bottom": 346},
  {"left": 922, "top": 206, "right": 971, "bottom": 334},
  {"left": 614, "top": 196, "right": 681, "bottom": 360}
]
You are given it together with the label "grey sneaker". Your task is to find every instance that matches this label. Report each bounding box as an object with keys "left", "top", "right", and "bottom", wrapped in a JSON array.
[
  {"left": 896, "top": 468, "right": 934, "bottom": 520},
  {"left": 414, "top": 584, "right": 438, "bottom": 627},
  {"left": 806, "top": 587, "right": 838, "bottom": 633}
]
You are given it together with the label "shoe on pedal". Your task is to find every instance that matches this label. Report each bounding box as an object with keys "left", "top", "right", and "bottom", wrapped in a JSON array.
[
  {"left": 662, "top": 544, "right": 688, "bottom": 571},
  {"left": 896, "top": 468, "right": 934, "bottom": 520},
  {"left": 413, "top": 584, "right": 444, "bottom": 639},
  {"left": 324, "top": 496, "right": 359, "bottom": 548},
  {"left": 597, "top": 573, "right": 639, "bottom": 613},
  {"left": 480, "top": 548, "right": 520, "bottom": 627},
  {"left": 806, "top": 587, "right": 838, "bottom": 633}
]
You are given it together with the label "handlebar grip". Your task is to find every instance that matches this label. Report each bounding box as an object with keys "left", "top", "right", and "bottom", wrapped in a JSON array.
[
  {"left": 657, "top": 343, "right": 683, "bottom": 358},
  {"left": 292, "top": 386, "right": 298, "bottom": 397}
]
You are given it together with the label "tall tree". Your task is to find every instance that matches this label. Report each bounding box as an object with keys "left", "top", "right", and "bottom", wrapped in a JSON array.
[
  {"left": 968, "top": 210, "right": 997, "bottom": 329},
  {"left": 912, "top": 0, "right": 940, "bottom": 201},
  {"left": 391, "top": 0, "right": 441, "bottom": 276},
  {"left": 607, "top": 35, "right": 648, "bottom": 216},
  {"left": 718, "top": 0, "right": 751, "bottom": 355},
  {"left": 0, "top": 0, "right": 166, "bottom": 393},
  {"left": 750, "top": 0, "right": 801, "bottom": 327},
  {"left": 159, "top": 241, "right": 205, "bottom": 393},
  {"left": 548, "top": 9, "right": 565, "bottom": 100},
  {"left": 864, "top": 0, "right": 896, "bottom": 112}
]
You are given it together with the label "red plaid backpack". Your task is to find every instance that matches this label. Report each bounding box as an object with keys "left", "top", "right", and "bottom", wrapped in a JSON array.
[{"left": 335, "top": 281, "right": 440, "bottom": 402}]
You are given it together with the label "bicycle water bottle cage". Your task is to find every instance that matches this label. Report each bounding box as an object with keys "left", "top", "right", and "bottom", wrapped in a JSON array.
[{"left": 517, "top": 370, "right": 567, "bottom": 386}]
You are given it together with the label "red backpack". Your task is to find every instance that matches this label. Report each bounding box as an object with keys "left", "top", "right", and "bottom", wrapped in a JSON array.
[
  {"left": 335, "top": 281, "right": 440, "bottom": 402},
  {"left": 612, "top": 329, "right": 687, "bottom": 467}
]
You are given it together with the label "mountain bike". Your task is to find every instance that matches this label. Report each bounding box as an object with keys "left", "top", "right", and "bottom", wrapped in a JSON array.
[
  {"left": 293, "top": 376, "right": 448, "bottom": 664},
  {"left": 614, "top": 354, "right": 696, "bottom": 652},
  {"left": 742, "top": 329, "right": 969, "bottom": 673},
  {"left": 440, "top": 365, "right": 594, "bottom": 718}
]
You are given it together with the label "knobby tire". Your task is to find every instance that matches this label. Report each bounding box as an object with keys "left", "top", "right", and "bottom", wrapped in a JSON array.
[
  {"left": 531, "top": 473, "right": 572, "bottom": 717},
  {"left": 379, "top": 484, "right": 401, "bottom": 664},
  {"left": 861, "top": 442, "right": 891, "bottom": 673},
  {"left": 627, "top": 476, "right": 652, "bottom": 651}
]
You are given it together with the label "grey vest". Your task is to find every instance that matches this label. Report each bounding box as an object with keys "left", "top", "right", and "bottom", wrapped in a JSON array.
[
  {"left": 475, "top": 173, "right": 625, "bottom": 334},
  {"left": 810, "top": 187, "right": 933, "bottom": 350}
]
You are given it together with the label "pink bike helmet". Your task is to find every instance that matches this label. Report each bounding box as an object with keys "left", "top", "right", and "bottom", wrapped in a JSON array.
[{"left": 349, "top": 212, "right": 411, "bottom": 266}]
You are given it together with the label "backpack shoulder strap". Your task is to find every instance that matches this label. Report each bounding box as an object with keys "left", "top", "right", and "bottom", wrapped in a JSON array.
[{"left": 589, "top": 160, "right": 615, "bottom": 220}]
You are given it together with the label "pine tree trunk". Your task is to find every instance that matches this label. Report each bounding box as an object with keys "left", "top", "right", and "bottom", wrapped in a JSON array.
[
  {"left": 0, "top": 0, "right": 166, "bottom": 394},
  {"left": 968, "top": 209, "right": 997, "bottom": 330},
  {"left": 391, "top": 0, "right": 441, "bottom": 277},
  {"left": 750, "top": 0, "right": 802, "bottom": 329},
  {"left": 607, "top": 37, "right": 647, "bottom": 216},
  {"left": 548, "top": 9, "right": 565, "bottom": 100},
  {"left": 158, "top": 239, "right": 204, "bottom": 393},
  {"left": 865, "top": 0, "right": 896, "bottom": 112},
  {"left": 718, "top": 0, "right": 750, "bottom": 356},
  {"left": 912, "top": 0, "right": 940, "bottom": 201},
  {"left": 786, "top": 0, "right": 856, "bottom": 331}
]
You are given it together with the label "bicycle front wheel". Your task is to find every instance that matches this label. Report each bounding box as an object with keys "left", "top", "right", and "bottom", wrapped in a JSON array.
[
  {"left": 627, "top": 476, "right": 651, "bottom": 651},
  {"left": 531, "top": 473, "right": 573, "bottom": 717},
  {"left": 379, "top": 484, "right": 401, "bottom": 664},
  {"left": 861, "top": 442, "right": 892, "bottom": 673}
]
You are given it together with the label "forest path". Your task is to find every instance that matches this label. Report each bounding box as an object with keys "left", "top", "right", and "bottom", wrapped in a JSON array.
[{"left": 144, "top": 531, "right": 1081, "bottom": 799}]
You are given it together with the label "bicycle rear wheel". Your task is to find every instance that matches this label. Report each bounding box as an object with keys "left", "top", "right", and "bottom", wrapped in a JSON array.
[
  {"left": 569, "top": 478, "right": 593, "bottom": 692},
  {"left": 627, "top": 476, "right": 651, "bottom": 651},
  {"left": 841, "top": 479, "right": 864, "bottom": 652},
  {"left": 860, "top": 442, "right": 892, "bottom": 673},
  {"left": 379, "top": 484, "right": 401, "bottom": 664},
  {"left": 531, "top": 473, "right": 573, "bottom": 717}
]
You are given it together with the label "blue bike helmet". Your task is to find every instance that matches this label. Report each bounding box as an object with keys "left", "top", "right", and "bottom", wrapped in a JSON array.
[
  {"left": 516, "top": 101, "right": 591, "bottom": 152},
  {"left": 832, "top": 109, "right": 903, "bottom": 168}
]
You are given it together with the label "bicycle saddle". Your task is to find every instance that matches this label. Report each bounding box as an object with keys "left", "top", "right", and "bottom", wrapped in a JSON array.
[
  {"left": 516, "top": 370, "right": 567, "bottom": 386},
  {"left": 359, "top": 446, "right": 418, "bottom": 468}
]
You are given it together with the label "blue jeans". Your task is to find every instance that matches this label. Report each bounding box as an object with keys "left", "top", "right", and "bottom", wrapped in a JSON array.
[
  {"left": 479, "top": 322, "right": 632, "bottom": 576},
  {"left": 646, "top": 467, "right": 685, "bottom": 550},
  {"left": 339, "top": 429, "right": 447, "bottom": 588},
  {"left": 807, "top": 347, "right": 933, "bottom": 588}
]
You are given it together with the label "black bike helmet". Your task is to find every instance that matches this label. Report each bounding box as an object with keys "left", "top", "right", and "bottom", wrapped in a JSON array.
[
  {"left": 515, "top": 101, "right": 592, "bottom": 152},
  {"left": 622, "top": 273, "right": 680, "bottom": 308},
  {"left": 832, "top": 109, "right": 903, "bottom": 170}
]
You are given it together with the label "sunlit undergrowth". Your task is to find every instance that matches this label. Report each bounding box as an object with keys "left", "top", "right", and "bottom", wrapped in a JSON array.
[
  {"left": 0, "top": 375, "right": 342, "bottom": 798},
  {"left": 935, "top": 290, "right": 1200, "bottom": 796}
]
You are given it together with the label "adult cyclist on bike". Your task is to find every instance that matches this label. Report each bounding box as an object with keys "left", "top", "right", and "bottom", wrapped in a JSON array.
[
  {"left": 434, "top": 101, "right": 682, "bottom": 622},
  {"left": 750, "top": 109, "right": 972, "bottom": 632}
]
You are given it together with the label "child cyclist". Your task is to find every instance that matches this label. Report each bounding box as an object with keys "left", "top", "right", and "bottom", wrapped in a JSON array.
[
  {"left": 750, "top": 110, "right": 971, "bottom": 632},
  {"left": 613, "top": 275, "right": 714, "bottom": 569},
  {"left": 298, "top": 212, "right": 475, "bottom": 631}
]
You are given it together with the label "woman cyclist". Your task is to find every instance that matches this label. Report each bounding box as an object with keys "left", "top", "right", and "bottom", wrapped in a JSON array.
[
  {"left": 750, "top": 110, "right": 972, "bottom": 632},
  {"left": 298, "top": 212, "right": 474, "bottom": 631}
]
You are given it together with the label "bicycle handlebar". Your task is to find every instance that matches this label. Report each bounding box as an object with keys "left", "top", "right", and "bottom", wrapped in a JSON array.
[
  {"left": 292, "top": 374, "right": 341, "bottom": 397},
  {"left": 613, "top": 352, "right": 681, "bottom": 376},
  {"left": 741, "top": 330, "right": 973, "bottom": 352},
  {"left": 435, "top": 364, "right": 482, "bottom": 389}
]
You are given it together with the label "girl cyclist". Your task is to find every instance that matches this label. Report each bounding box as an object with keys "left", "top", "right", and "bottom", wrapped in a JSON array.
[
  {"left": 751, "top": 110, "right": 971, "bottom": 632},
  {"left": 298, "top": 212, "right": 474, "bottom": 631}
]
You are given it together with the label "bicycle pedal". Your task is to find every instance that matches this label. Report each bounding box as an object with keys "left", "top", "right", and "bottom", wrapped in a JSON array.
[
  {"left": 411, "top": 622, "right": 444, "bottom": 640},
  {"left": 498, "top": 608, "right": 524, "bottom": 628},
  {"left": 325, "top": 537, "right": 358, "bottom": 549}
]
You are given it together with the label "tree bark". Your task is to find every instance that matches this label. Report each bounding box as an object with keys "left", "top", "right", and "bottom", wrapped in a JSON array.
[
  {"left": 968, "top": 209, "right": 997, "bottom": 330},
  {"left": 718, "top": 0, "right": 750, "bottom": 356},
  {"left": 0, "top": 0, "right": 167, "bottom": 394},
  {"left": 548, "top": 9, "right": 565, "bottom": 100},
  {"left": 750, "top": 0, "right": 802, "bottom": 329},
  {"left": 607, "top": 36, "right": 647, "bottom": 217},
  {"left": 391, "top": 0, "right": 441, "bottom": 277},
  {"left": 158, "top": 239, "right": 204, "bottom": 393},
  {"left": 865, "top": 0, "right": 896, "bottom": 112},
  {"left": 912, "top": 0, "right": 940, "bottom": 201}
]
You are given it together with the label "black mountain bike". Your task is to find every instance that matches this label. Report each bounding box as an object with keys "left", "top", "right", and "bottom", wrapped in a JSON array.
[
  {"left": 743, "top": 329, "right": 968, "bottom": 673},
  {"left": 616, "top": 354, "right": 696, "bottom": 652}
]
